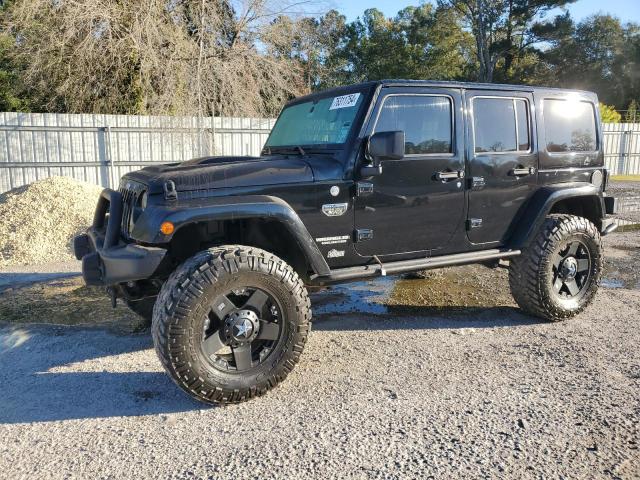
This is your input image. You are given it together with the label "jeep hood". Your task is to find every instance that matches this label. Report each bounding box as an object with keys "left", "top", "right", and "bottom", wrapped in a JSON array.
[{"left": 123, "top": 155, "right": 315, "bottom": 194}]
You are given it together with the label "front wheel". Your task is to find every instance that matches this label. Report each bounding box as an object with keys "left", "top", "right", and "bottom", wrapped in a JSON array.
[
  {"left": 152, "top": 245, "right": 311, "bottom": 405},
  {"left": 509, "top": 214, "right": 603, "bottom": 321}
]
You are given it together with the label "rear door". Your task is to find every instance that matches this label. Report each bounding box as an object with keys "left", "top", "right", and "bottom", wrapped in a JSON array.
[{"left": 465, "top": 91, "right": 538, "bottom": 244}]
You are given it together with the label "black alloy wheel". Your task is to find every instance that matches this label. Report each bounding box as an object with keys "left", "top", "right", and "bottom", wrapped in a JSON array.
[
  {"left": 550, "top": 240, "right": 592, "bottom": 300},
  {"left": 201, "top": 286, "right": 283, "bottom": 372}
]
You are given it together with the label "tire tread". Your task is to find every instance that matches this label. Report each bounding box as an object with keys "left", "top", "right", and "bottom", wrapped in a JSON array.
[
  {"left": 151, "top": 245, "right": 311, "bottom": 405},
  {"left": 509, "top": 214, "right": 602, "bottom": 321}
]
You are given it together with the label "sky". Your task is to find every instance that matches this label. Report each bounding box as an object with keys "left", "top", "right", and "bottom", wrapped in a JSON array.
[{"left": 334, "top": 0, "right": 640, "bottom": 23}]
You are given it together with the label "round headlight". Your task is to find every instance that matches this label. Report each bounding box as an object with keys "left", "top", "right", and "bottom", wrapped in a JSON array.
[{"left": 591, "top": 170, "right": 603, "bottom": 189}]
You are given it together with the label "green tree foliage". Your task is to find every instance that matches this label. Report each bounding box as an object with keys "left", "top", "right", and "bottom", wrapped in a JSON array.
[
  {"left": 0, "top": 33, "right": 28, "bottom": 111},
  {"left": 625, "top": 100, "right": 638, "bottom": 123},
  {"left": 325, "top": 5, "right": 474, "bottom": 85},
  {"left": 599, "top": 102, "right": 621, "bottom": 123},
  {"left": 538, "top": 14, "right": 640, "bottom": 110},
  {"left": 437, "top": 0, "right": 577, "bottom": 82}
]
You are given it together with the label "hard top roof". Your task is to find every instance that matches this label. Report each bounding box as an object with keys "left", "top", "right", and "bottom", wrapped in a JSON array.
[{"left": 290, "top": 79, "right": 595, "bottom": 105}]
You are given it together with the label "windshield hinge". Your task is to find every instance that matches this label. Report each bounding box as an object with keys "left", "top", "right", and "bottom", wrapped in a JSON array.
[{"left": 163, "top": 180, "right": 178, "bottom": 201}]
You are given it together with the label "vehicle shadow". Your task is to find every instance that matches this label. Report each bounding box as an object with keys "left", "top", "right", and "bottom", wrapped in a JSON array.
[
  {"left": 313, "top": 305, "right": 543, "bottom": 331},
  {"left": 0, "top": 324, "right": 203, "bottom": 424},
  {"left": 0, "top": 304, "right": 541, "bottom": 424}
]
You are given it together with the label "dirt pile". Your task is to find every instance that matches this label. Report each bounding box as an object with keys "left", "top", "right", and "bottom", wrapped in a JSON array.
[{"left": 0, "top": 176, "right": 103, "bottom": 267}]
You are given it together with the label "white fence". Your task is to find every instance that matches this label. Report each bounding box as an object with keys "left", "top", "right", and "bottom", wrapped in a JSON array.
[
  {"left": 0, "top": 113, "right": 637, "bottom": 194},
  {"left": 0, "top": 112, "right": 275, "bottom": 193},
  {"left": 602, "top": 123, "right": 640, "bottom": 175}
]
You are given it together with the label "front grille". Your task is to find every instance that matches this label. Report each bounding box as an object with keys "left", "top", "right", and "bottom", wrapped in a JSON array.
[{"left": 118, "top": 180, "right": 146, "bottom": 239}]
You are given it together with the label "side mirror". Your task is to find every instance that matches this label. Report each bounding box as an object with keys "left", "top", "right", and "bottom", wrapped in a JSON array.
[{"left": 367, "top": 131, "right": 405, "bottom": 162}]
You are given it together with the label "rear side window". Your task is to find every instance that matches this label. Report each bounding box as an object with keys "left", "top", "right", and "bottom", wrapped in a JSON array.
[
  {"left": 544, "top": 99, "right": 597, "bottom": 152},
  {"left": 374, "top": 95, "right": 452, "bottom": 155},
  {"left": 515, "top": 99, "right": 530, "bottom": 151},
  {"left": 472, "top": 97, "right": 530, "bottom": 153}
]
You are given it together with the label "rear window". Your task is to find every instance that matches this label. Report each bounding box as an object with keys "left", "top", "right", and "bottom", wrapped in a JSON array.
[
  {"left": 472, "top": 97, "right": 530, "bottom": 153},
  {"left": 544, "top": 99, "right": 597, "bottom": 152}
]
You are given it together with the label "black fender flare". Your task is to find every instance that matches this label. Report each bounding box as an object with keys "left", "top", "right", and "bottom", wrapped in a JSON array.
[
  {"left": 131, "top": 195, "right": 330, "bottom": 277},
  {"left": 507, "top": 183, "right": 604, "bottom": 248}
]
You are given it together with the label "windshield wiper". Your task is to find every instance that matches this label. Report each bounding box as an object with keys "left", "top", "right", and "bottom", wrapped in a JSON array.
[{"left": 263, "top": 146, "right": 306, "bottom": 156}]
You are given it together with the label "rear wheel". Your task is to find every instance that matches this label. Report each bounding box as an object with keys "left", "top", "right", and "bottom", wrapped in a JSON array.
[
  {"left": 509, "top": 214, "right": 603, "bottom": 321},
  {"left": 152, "top": 245, "right": 311, "bottom": 404}
]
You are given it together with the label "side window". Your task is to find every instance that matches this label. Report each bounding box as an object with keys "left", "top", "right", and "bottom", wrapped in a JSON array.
[
  {"left": 473, "top": 97, "right": 530, "bottom": 153},
  {"left": 544, "top": 99, "right": 597, "bottom": 152},
  {"left": 375, "top": 95, "right": 452, "bottom": 155},
  {"left": 515, "top": 99, "right": 530, "bottom": 151}
]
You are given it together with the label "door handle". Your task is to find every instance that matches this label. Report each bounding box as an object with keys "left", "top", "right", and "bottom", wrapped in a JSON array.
[
  {"left": 436, "top": 170, "right": 465, "bottom": 181},
  {"left": 510, "top": 166, "right": 535, "bottom": 177}
]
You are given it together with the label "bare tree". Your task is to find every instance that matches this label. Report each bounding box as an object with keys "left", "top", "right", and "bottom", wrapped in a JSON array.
[{"left": 3, "top": 0, "right": 327, "bottom": 116}]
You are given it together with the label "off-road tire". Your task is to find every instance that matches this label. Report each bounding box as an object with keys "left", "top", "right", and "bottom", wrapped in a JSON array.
[
  {"left": 152, "top": 245, "right": 311, "bottom": 405},
  {"left": 125, "top": 297, "right": 155, "bottom": 327},
  {"left": 509, "top": 214, "right": 603, "bottom": 321}
]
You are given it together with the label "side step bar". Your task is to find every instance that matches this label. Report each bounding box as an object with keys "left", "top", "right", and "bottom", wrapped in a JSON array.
[{"left": 314, "top": 249, "right": 521, "bottom": 284}]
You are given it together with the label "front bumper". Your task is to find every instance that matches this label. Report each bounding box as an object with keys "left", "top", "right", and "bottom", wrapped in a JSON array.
[{"left": 74, "top": 189, "right": 166, "bottom": 286}]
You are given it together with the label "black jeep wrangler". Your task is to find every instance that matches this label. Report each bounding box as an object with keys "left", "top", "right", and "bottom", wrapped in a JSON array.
[{"left": 74, "top": 80, "right": 617, "bottom": 405}]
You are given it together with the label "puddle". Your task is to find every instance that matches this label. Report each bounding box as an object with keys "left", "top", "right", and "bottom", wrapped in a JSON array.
[
  {"left": 602, "top": 238, "right": 640, "bottom": 290},
  {"left": 313, "top": 265, "right": 517, "bottom": 317},
  {"left": 601, "top": 278, "right": 625, "bottom": 289},
  {"left": 312, "top": 277, "right": 395, "bottom": 315},
  {"left": 0, "top": 328, "right": 31, "bottom": 353},
  {"left": 386, "top": 267, "right": 515, "bottom": 311}
]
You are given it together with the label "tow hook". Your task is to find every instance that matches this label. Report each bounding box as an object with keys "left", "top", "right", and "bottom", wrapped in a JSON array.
[{"left": 106, "top": 286, "right": 118, "bottom": 308}]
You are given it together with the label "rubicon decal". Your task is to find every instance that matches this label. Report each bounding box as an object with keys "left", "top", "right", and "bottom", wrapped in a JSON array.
[{"left": 327, "top": 249, "right": 345, "bottom": 258}]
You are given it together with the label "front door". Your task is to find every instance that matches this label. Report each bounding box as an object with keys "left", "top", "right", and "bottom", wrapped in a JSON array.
[
  {"left": 354, "top": 88, "right": 465, "bottom": 257},
  {"left": 465, "top": 90, "right": 538, "bottom": 244}
]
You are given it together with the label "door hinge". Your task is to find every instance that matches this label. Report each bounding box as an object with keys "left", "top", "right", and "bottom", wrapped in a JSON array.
[
  {"left": 467, "top": 218, "right": 483, "bottom": 229},
  {"left": 355, "top": 228, "right": 374, "bottom": 242},
  {"left": 356, "top": 182, "right": 374, "bottom": 196}
]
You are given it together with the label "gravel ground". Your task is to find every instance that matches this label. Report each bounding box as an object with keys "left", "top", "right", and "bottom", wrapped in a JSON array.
[{"left": 1, "top": 232, "right": 639, "bottom": 479}]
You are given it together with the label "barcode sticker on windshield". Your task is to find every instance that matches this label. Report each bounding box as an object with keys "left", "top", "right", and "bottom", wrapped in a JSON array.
[{"left": 330, "top": 93, "right": 360, "bottom": 110}]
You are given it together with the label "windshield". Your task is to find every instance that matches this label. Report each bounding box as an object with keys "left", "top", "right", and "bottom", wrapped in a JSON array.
[{"left": 265, "top": 91, "right": 366, "bottom": 148}]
